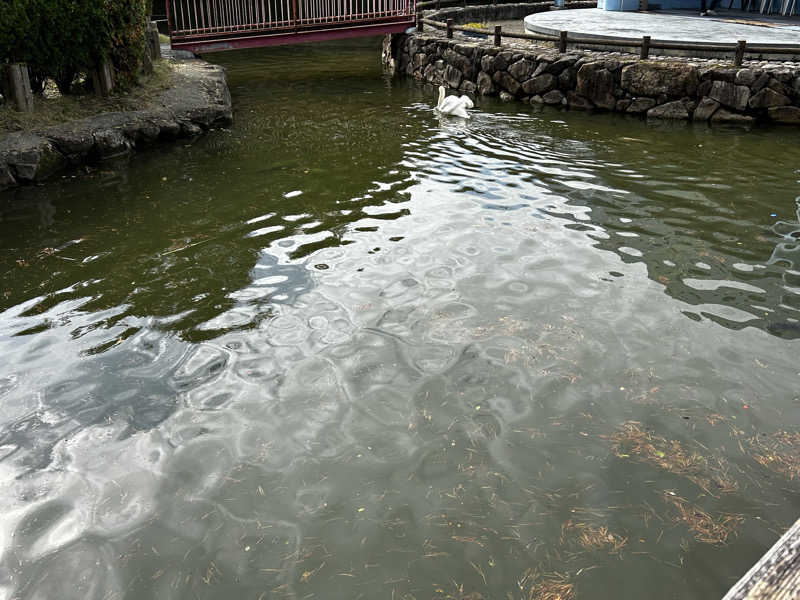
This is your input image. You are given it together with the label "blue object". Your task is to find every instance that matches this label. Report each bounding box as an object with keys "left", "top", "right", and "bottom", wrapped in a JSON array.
[{"left": 598, "top": 0, "right": 639, "bottom": 10}]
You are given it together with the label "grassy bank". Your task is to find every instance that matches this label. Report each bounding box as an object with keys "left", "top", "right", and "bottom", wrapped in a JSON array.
[{"left": 0, "top": 60, "right": 174, "bottom": 135}]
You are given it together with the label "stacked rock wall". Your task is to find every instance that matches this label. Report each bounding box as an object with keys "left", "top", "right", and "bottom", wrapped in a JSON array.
[{"left": 389, "top": 19, "right": 800, "bottom": 125}]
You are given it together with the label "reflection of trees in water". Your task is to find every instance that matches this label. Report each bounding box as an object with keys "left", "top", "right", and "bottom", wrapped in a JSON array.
[{"left": 0, "top": 103, "right": 417, "bottom": 349}]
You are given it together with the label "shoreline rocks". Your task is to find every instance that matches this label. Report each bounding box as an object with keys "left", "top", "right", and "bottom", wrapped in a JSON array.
[
  {"left": 388, "top": 29, "right": 800, "bottom": 128},
  {"left": 0, "top": 58, "right": 232, "bottom": 192}
]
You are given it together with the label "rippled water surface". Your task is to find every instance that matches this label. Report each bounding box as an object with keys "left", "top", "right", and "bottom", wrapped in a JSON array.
[{"left": 2, "top": 39, "right": 800, "bottom": 600}]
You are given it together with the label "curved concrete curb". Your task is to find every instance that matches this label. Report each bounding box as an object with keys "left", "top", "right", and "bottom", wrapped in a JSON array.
[{"left": 0, "top": 58, "right": 232, "bottom": 192}]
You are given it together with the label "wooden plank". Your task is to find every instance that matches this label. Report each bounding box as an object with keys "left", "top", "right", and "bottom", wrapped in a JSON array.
[{"left": 723, "top": 518, "right": 800, "bottom": 600}]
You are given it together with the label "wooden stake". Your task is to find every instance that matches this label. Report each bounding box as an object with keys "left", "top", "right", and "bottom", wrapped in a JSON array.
[
  {"left": 446, "top": 18, "right": 453, "bottom": 38},
  {"left": 417, "top": 12, "right": 424, "bottom": 31},
  {"left": 494, "top": 25, "right": 501, "bottom": 46},
  {"left": 1, "top": 63, "right": 34, "bottom": 113},
  {"left": 92, "top": 59, "right": 115, "bottom": 97},
  {"left": 734, "top": 39, "right": 746, "bottom": 66},
  {"left": 558, "top": 30, "right": 567, "bottom": 53},
  {"left": 640, "top": 35, "right": 650, "bottom": 59}
]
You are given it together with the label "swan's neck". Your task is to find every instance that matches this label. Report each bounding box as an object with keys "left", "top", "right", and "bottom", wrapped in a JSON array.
[{"left": 437, "top": 88, "right": 445, "bottom": 109}]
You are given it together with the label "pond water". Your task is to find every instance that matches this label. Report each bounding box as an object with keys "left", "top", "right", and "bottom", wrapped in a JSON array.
[{"left": 1, "top": 38, "right": 800, "bottom": 600}]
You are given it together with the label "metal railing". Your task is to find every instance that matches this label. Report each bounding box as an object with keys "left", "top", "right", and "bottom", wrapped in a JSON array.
[{"left": 167, "top": 0, "right": 414, "bottom": 41}]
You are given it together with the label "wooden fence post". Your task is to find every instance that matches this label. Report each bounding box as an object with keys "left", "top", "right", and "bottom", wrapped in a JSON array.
[
  {"left": 734, "top": 40, "right": 746, "bottom": 66},
  {"left": 417, "top": 12, "right": 424, "bottom": 31},
  {"left": 640, "top": 35, "right": 650, "bottom": 59},
  {"left": 1, "top": 63, "right": 34, "bottom": 113},
  {"left": 148, "top": 20, "right": 162, "bottom": 61},
  {"left": 447, "top": 18, "right": 454, "bottom": 38},
  {"left": 92, "top": 59, "right": 115, "bottom": 97},
  {"left": 558, "top": 30, "right": 568, "bottom": 53},
  {"left": 494, "top": 25, "right": 502, "bottom": 46}
]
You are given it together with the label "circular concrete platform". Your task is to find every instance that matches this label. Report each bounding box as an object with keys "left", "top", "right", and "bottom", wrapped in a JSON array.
[{"left": 524, "top": 9, "right": 800, "bottom": 57}]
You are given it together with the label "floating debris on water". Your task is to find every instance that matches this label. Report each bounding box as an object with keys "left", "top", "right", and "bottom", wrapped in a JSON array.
[
  {"left": 608, "top": 421, "right": 738, "bottom": 495},
  {"left": 662, "top": 492, "right": 743, "bottom": 545},
  {"left": 747, "top": 431, "right": 800, "bottom": 480}
]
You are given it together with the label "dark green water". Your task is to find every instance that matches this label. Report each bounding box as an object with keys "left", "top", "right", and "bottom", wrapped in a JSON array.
[{"left": 1, "top": 38, "right": 800, "bottom": 600}]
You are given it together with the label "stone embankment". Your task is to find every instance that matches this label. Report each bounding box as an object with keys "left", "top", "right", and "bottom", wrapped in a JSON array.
[
  {"left": 0, "top": 58, "right": 232, "bottom": 192},
  {"left": 385, "top": 4, "right": 800, "bottom": 126}
]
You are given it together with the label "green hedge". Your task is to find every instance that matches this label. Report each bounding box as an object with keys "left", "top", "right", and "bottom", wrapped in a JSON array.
[{"left": 0, "top": 0, "right": 148, "bottom": 94}]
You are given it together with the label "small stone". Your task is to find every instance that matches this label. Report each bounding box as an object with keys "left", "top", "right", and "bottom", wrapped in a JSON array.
[
  {"left": 493, "top": 71, "right": 521, "bottom": 96},
  {"left": 768, "top": 106, "right": 800, "bottom": 124},
  {"left": 647, "top": 100, "right": 689, "bottom": 120},
  {"left": 710, "top": 109, "right": 754, "bottom": 125},
  {"left": 615, "top": 98, "right": 631, "bottom": 112},
  {"left": 499, "top": 91, "right": 514, "bottom": 102},
  {"left": 459, "top": 80, "right": 476, "bottom": 94},
  {"left": 530, "top": 94, "right": 545, "bottom": 104},
  {"left": 542, "top": 89, "right": 564, "bottom": 105},
  {"left": 626, "top": 97, "right": 656, "bottom": 114}
]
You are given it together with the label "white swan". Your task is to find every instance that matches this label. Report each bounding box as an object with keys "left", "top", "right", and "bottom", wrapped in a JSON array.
[{"left": 435, "top": 85, "right": 472, "bottom": 118}]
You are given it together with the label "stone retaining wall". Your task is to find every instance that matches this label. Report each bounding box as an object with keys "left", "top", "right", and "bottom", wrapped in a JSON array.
[
  {"left": 386, "top": 5, "right": 800, "bottom": 125},
  {"left": 0, "top": 58, "right": 232, "bottom": 192}
]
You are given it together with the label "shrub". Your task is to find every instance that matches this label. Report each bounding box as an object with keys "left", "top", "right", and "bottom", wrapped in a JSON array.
[{"left": 0, "top": 0, "right": 148, "bottom": 94}]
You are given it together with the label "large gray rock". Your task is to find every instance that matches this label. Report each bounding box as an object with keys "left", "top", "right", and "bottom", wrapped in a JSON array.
[
  {"left": 626, "top": 97, "right": 656, "bottom": 114},
  {"left": 93, "top": 129, "right": 133, "bottom": 159},
  {"left": 768, "top": 106, "right": 800, "bottom": 124},
  {"left": 547, "top": 55, "right": 578, "bottom": 76},
  {"left": 647, "top": 100, "right": 690, "bottom": 120},
  {"left": 509, "top": 58, "right": 535, "bottom": 82},
  {"left": 45, "top": 123, "right": 96, "bottom": 163},
  {"left": 576, "top": 62, "right": 615, "bottom": 110},
  {"left": 445, "top": 64, "right": 462, "bottom": 89},
  {"left": 735, "top": 68, "right": 759, "bottom": 86},
  {"left": 567, "top": 91, "right": 594, "bottom": 110},
  {"left": 493, "top": 71, "right": 521, "bottom": 96},
  {"left": 748, "top": 88, "right": 791, "bottom": 110},
  {"left": 621, "top": 62, "right": 698, "bottom": 98},
  {"left": 707, "top": 80, "right": 750, "bottom": 112},
  {"left": 0, "top": 132, "right": 68, "bottom": 182},
  {"left": 477, "top": 71, "right": 495, "bottom": 95},
  {"left": 693, "top": 97, "right": 720, "bottom": 121},
  {"left": 480, "top": 55, "right": 496, "bottom": 74},
  {"left": 492, "top": 51, "right": 513, "bottom": 73},
  {"left": 443, "top": 48, "right": 474, "bottom": 80},
  {"left": 711, "top": 109, "right": 754, "bottom": 125},
  {"left": 522, "top": 74, "right": 556, "bottom": 96}
]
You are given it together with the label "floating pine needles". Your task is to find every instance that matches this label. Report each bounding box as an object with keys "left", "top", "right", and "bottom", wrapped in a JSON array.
[
  {"left": 519, "top": 570, "right": 575, "bottom": 600},
  {"left": 609, "top": 421, "right": 738, "bottom": 495},
  {"left": 560, "top": 520, "right": 627, "bottom": 554},
  {"left": 747, "top": 431, "right": 800, "bottom": 480},
  {"left": 662, "top": 492, "right": 743, "bottom": 545}
]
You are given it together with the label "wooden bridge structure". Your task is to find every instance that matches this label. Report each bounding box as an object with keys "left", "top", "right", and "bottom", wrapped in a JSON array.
[{"left": 165, "top": 0, "right": 416, "bottom": 52}]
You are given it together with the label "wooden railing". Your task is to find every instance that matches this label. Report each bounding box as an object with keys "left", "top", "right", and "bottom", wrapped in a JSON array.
[{"left": 414, "top": 0, "right": 800, "bottom": 64}]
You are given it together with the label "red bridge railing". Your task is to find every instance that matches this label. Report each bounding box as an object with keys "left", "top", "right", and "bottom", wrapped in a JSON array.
[{"left": 166, "top": 0, "right": 415, "bottom": 52}]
